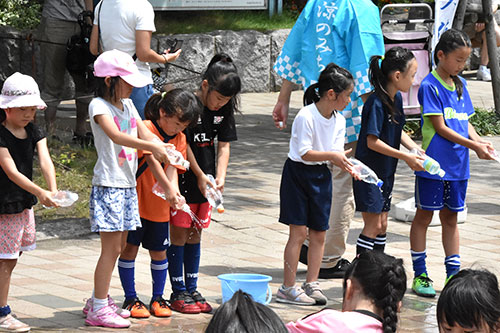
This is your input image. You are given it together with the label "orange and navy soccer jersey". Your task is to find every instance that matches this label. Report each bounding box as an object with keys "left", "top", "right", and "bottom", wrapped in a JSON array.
[{"left": 136, "top": 120, "right": 187, "bottom": 222}]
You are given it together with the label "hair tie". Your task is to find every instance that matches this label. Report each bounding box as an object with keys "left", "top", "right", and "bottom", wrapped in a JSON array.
[
  {"left": 381, "top": 55, "right": 385, "bottom": 60},
  {"left": 161, "top": 91, "right": 167, "bottom": 99}
]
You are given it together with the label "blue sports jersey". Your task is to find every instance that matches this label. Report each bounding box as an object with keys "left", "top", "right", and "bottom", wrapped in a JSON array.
[
  {"left": 355, "top": 92, "right": 405, "bottom": 178},
  {"left": 273, "top": 0, "right": 384, "bottom": 143},
  {"left": 416, "top": 70, "right": 474, "bottom": 180}
]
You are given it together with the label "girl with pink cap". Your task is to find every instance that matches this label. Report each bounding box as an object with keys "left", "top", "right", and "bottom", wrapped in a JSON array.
[
  {"left": 83, "top": 50, "right": 171, "bottom": 328},
  {"left": 0, "top": 72, "right": 59, "bottom": 332}
]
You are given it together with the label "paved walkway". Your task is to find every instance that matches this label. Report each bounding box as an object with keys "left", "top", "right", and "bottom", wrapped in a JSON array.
[{"left": 14, "top": 78, "right": 500, "bottom": 332}]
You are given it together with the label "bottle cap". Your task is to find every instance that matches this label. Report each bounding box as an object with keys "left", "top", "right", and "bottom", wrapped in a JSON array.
[
  {"left": 438, "top": 169, "right": 446, "bottom": 177},
  {"left": 376, "top": 180, "right": 384, "bottom": 188},
  {"left": 216, "top": 204, "right": 225, "bottom": 213},
  {"left": 182, "top": 160, "right": 190, "bottom": 169}
]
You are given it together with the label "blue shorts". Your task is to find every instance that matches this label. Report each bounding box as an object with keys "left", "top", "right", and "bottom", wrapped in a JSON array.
[
  {"left": 130, "top": 84, "right": 154, "bottom": 120},
  {"left": 89, "top": 186, "right": 141, "bottom": 232},
  {"left": 127, "top": 218, "right": 170, "bottom": 251},
  {"left": 354, "top": 175, "right": 394, "bottom": 213},
  {"left": 415, "top": 176, "right": 468, "bottom": 212},
  {"left": 279, "top": 159, "right": 331, "bottom": 231}
]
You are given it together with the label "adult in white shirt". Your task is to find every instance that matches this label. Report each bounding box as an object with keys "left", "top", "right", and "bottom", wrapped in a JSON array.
[{"left": 90, "top": 0, "right": 181, "bottom": 118}]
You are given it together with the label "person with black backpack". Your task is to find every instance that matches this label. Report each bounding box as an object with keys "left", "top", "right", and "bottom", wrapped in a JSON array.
[{"left": 39, "top": 0, "right": 94, "bottom": 145}]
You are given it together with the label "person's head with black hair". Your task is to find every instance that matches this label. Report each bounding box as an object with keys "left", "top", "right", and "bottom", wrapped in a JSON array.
[
  {"left": 343, "top": 251, "right": 407, "bottom": 333},
  {"left": 433, "top": 28, "right": 472, "bottom": 99},
  {"left": 199, "top": 53, "right": 241, "bottom": 113},
  {"left": 205, "top": 290, "right": 287, "bottom": 333},
  {"left": 144, "top": 89, "right": 202, "bottom": 134},
  {"left": 369, "top": 46, "right": 417, "bottom": 121},
  {"left": 303, "top": 62, "right": 354, "bottom": 110},
  {"left": 437, "top": 268, "right": 500, "bottom": 333}
]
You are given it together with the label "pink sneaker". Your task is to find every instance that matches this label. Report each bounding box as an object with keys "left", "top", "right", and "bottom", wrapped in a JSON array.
[
  {"left": 85, "top": 305, "right": 131, "bottom": 328},
  {"left": 82, "top": 296, "right": 130, "bottom": 318}
]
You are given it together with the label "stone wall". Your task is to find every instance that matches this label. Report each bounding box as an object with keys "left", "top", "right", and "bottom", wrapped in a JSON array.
[{"left": 0, "top": 27, "right": 292, "bottom": 94}]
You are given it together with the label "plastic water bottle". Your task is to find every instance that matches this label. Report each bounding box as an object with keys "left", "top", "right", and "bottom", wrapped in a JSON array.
[
  {"left": 489, "top": 147, "right": 500, "bottom": 164},
  {"left": 166, "top": 147, "right": 190, "bottom": 169},
  {"left": 206, "top": 174, "right": 224, "bottom": 213},
  {"left": 410, "top": 148, "right": 446, "bottom": 177},
  {"left": 349, "top": 158, "right": 384, "bottom": 188},
  {"left": 44, "top": 190, "right": 79, "bottom": 208},
  {"left": 152, "top": 183, "right": 190, "bottom": 212}
]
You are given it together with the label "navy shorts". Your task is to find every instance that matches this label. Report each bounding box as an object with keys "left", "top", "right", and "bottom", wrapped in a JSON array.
[
  {"left": 415, "top": 176, "right": 468, "bottom": 212},
  {"left": 126, "top": 218, "right": 170, "bottom": 251},
  {"left": 279, "top": 159, "right": 331, "bottom": 231},
  {"left": 354, "top": 175, "right": 395, "bottom": 213}
]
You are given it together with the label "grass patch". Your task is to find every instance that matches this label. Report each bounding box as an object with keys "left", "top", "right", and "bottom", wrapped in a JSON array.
[
  {"left": 470, "top": 108, "right": 500, "bottom": 136},
  {"left": 33, "top": 140, "right": 96, "bottom": 221},
  {"left": 155, "top": 10, "right": 297, "bottom": 34}
]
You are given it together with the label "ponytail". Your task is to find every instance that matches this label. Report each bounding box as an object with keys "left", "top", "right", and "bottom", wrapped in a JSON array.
[
  {"left": 369, "top": 47, "right": 415, "bottom": 121},
  {"left": 433, "top": 29, "right": 471, "bottom": 99},
  {"left": 303, "top": 63, "right": 354, "bottom": 106},
  {"left": 343, "top": 252, "right": 407, "bottom": 333}
]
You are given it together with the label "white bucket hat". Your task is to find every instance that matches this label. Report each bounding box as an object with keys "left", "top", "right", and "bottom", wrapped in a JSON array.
[{"left": 0, "top": 72, "right": 47, "bottom": 110}]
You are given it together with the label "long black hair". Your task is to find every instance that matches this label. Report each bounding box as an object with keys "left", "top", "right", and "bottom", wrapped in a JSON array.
[
  {"left": 202, "top": 53, "right": 241, "bottom": 113},
  {"left": 95, "top": 76, "right": 120, "bottom": 102},
  {"left": 303, "top": 62, "right": 354, "bottom": 107},
  {"left": 437, "top": 269, "right": 500, "bottom": 332},
  {"left": 144, "top": 89, "right": 202, "bottom": 127},
  {"left": 369, "top": 46, "right": 415, "bottom": 120},
  {"left": 343, "top": 251, "right": 407, "bottom": 333},
  {"left": 205, "top": 290, "right": 287, "bottom": 333},
  {"left": 433, "top": 28, "right": 471, "bottom": 99}
]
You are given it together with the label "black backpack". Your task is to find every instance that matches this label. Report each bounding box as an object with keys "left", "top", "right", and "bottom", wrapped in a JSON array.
[{"left": 66, "top": 10, "right": 96, "bottom": 74}]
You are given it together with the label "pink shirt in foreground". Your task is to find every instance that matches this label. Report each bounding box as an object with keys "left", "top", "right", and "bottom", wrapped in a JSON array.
[{"left": 286, "top": 309, "right": 383, "bottom": 333}]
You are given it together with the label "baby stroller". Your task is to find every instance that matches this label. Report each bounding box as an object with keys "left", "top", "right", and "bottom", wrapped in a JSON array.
[{"left": 380, "top": 3, "right": 434, "bottom": 117}]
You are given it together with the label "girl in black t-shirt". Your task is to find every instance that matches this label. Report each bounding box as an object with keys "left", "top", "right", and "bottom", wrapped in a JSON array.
[
  {"left": 167, "top": 54, "right": 241, "bottom": 314},
  {"left": 0, "top": 73, "right": 58, "bottom": 332}
]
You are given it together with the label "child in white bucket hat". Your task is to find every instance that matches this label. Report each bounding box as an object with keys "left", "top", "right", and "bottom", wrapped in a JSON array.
[
  {"left": 0, "top": 72, "right": 58, "bottom": 332},
  {"left": 84, "top": 50, "right": 171, "bottom": 328}
]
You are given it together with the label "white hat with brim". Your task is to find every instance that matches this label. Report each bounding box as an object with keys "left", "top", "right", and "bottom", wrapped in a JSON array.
[
  {"left": 0, "top": 72, "right": 47, "bottom": 109},
  {"left": 94, "top": 49, "right": 153, "bottom": 88}
]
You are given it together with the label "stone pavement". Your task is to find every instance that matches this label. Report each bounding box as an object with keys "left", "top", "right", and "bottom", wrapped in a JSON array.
[{"left": 13, "top": 78, "right": 500, "bottom": 332}]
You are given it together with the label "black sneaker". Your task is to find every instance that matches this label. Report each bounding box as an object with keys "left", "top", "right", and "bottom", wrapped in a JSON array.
[
  {"left": 318, "top": 258, "right": 351, "bottom": 279},
  {"left": 299, "top": 244, "right": 308, "bottom": 265}
]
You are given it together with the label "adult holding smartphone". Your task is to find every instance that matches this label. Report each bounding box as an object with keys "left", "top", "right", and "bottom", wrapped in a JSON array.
[{"left": 89, "top": 0, "right": 181, "bottom": 119}]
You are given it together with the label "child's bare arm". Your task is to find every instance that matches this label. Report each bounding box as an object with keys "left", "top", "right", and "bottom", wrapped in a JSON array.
[
  {"left": 302, "top": 149, "right": 353, "bottom": 173},
  {"left": 94, "top": 114, "right": 169, "bottom": 163},
  {"left": 0, "top": 147, "right": 57, "bottom": 207},
  {"left": 187, "top": 145, "right": 211, "bottom": 197},
  {"left": 145, "top": 154, "right": 181, "bottom": 208},
  {"left": 367, "top": 134, "right": 424, "bottom": 171},
  {"left": 37, "top": 138, "right": 58, "bottom": 193}
]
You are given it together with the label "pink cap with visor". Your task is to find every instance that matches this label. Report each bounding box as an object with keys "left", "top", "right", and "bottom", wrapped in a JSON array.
[{"left": 93, "top": 49, "right": 152, "bottom": 88}]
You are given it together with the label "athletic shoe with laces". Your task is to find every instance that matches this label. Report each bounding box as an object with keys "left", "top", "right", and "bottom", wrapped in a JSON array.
[
  {"left": 170, "top": 291, "right": 201, "bottom": 314},
  {"left": 477, "top": 66, "right": 492, "bottom": 81},
  {"left": 412, "top": 273, "right": 436, "bottom": 297},
  {"left": 318, "top": 258, "right": 351, "bottom": 279},
  {"left": 276, "top": 285, "right": 316, "bottom": 305},
  {"left": 149, "top": 297, "right": 172, "bottom": 317},
  {"left": 191, "top": 290, "right": 212, "bottom": 313},
  {"left": 302, "top": 281, "right": 328, "bottom": 305},
  {"left": 0, "top": 314, "right": 30, "bottom": 332},
  {"left": 122, "top": 297, "right": 150, "bottom": 318},
  {"left": 85, "top": 305, "right": 131, "bottom": 328},
  {"left": 82, "top": 295, "right": 130, "bottom": 318}
]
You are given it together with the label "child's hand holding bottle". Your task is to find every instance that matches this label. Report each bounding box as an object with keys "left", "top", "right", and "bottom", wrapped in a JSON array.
[
  {"left": 149, "top": 139, "right": 173, "bottom": 164},
  {"left": 38, "top": 189, "right": 59, "bottom": 208},
  {"left": 404, "top": 148, "right": 425, "bottom": 171},
  {"left": 473, "top": 140, "right": 495, "bottom": 160},
  {"left": 328, "top": 149, "right": 354, "bottom": 174}
]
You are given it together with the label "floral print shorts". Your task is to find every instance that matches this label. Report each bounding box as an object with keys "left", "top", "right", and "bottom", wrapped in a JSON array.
[{"left": 0, "top": 208, "right": 36, "bottom": 259}]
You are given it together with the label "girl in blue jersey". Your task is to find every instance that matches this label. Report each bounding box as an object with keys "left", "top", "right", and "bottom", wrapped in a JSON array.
[
  {"left": 410, "top": 29, "right": 495, "bottom": 298},
  {"left": 354, "top": 47, "right": 424, "bottom": 256}
]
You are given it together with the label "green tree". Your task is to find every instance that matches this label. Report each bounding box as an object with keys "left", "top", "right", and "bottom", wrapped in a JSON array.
[{"left": 0, "top": 0, "right": 42, "bottom": 30}]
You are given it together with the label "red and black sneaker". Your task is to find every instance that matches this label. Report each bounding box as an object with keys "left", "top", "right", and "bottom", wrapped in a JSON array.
[
  {"left": 169, "top": 292, "right": 201, "bottom": 314},
  {"left": 191, "top": 290, "right": 212, "bottom": 313}
]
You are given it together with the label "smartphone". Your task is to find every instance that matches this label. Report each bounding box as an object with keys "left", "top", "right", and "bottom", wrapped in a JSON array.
[{"left": 167, "top": 38, "right": 183, "bottom": 53}]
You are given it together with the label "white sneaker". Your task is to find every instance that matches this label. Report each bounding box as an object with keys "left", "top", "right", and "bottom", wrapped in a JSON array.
[
  {"left": 0, "top": 314, "right": 30, "bottom": 332},
  {"left": 302, "top": 281, "right": 328, "bottom": 305},
  {"left": 477, "top": 67, "right": 492, "bottom": 81},
  {"left": 85, "top": 305, "right": 130, "bottom": 328},
  {"left": 276, "top": 285, "right": 315, "bottom": 305}
]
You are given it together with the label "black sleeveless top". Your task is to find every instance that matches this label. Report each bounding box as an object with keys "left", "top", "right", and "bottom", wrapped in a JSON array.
[{"left": 0, "top": 123, "right": 45, "bottom": 214}]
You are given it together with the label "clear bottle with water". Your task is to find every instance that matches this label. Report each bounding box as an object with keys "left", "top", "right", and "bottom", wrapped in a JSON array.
[
  {"left": 349, "top": 158, "right": 384, "bottom": 188},
  {"left": 151, "top": 182, "right": 190, "bottom": 212},
  {"left": 489, "top": 147, "right": 500, "bottom": 164},
  {"left": 206, "top": 174, "right": 224, "bottom": 213},
  {"left": 166, "top": 147, "right": 190, "bottom": 169},
  {"left": 410, "top": 148, "right": 446, "bottom": 177}
]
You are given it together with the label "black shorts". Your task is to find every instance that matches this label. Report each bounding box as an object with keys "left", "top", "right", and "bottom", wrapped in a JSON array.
[
  {"left": 279, "top": 159, "right": 332, "bottom": 231},
  {"left": 127, "top": 218, "right": 170, "bottom": 251},
  {"left": 354, "top": 175, "right": 395, "bottom": 213}
]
